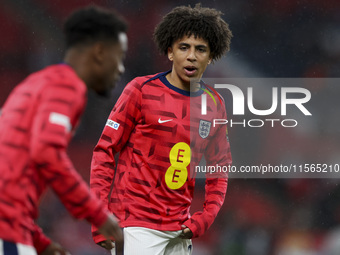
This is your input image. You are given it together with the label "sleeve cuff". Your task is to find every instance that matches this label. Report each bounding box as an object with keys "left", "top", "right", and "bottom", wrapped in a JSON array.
[
  {"left": 183, "top": 219, "right": 200, "bottom": 238},
  {"left": 92, "top": 225, "right": 108, "bottom": 244},
  {"left": 33, "top": 229, "right": 52, "bottom": 254}
]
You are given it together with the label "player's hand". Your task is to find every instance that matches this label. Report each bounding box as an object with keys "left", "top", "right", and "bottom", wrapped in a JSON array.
[
  {"left": 40, "top": 242, "right": 70, "bottom": 255},
  {"left": 179, "top": 225, "right": 193, "bottom": 239},
  {"left": 97, "top": 214, "right": 123, "bottom": 253},
  {"left": 97, "top": 240, "right": 115, "bottom": 250}
]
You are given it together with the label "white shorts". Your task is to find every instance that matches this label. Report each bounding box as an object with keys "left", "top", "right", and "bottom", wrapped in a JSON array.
[
  {"left": 0, "top": 240, "right": 37, "bottom": 255},
  {"left": 111, "top": 227, "right": 193, "bottom": 255}
]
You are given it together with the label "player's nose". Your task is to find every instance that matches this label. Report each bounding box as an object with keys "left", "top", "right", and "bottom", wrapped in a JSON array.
[{"left": 187, "top": 48, "right": 196, "bottom": 61}]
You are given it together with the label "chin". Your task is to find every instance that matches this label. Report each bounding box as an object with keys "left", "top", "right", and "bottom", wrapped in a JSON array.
[{"left": 94, "top": 88, "right": 111, "bottom": 98}]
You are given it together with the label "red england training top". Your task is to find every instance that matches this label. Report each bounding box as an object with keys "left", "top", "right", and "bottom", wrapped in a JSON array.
[
  {"left": 0, "top": 64, "right": 108, "bottom": 249},
  {"left": 91, "top": 71, "right": 232, "bottom": 243}
]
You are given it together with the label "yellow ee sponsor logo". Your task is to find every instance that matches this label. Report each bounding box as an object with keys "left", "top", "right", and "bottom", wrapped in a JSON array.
[{"left": 165, "top": 142, "right": 190, "bottom": 190}]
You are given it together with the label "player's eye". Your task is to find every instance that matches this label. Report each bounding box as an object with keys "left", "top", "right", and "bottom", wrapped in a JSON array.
[{"left": 197, "top": 47, "right": 206, "bottom": 53}]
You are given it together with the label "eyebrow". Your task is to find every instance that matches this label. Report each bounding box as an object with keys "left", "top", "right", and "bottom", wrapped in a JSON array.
[{"left": 178, "top": 42, "right": 208, "bottom": 48}]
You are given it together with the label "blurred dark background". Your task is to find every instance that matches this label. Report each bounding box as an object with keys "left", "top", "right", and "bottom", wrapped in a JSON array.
[{"left": 1, "top": 0, "right": 340, "bottom": 254}]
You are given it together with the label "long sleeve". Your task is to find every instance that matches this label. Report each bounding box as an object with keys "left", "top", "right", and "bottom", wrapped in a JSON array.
[
  {"left": 90, "top": 79, "right": 142, "bottom": 243},
  {"left": 184, "top": 99, "right": 232, "bottom": 238},
  {"left": 30, "top": 81, "right": 108, "bottom": 229}
]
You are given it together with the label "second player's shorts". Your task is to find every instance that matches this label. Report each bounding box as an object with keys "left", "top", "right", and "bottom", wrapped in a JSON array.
[{"left": 111, "top": 227, "right": 193, "bottom": 255}]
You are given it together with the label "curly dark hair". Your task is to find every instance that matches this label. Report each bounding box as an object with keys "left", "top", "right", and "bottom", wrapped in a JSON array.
[
  {"left": 153, "top": 4, "right": 232, "bottom": 61},
  {"left": 63, "top": 5, "right": 127, "bottom": 49}
]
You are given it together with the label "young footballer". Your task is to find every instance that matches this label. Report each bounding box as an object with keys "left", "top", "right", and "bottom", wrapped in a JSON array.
[
  {"left": 91, "top": 4, "right": 232, "bottom": 255},
  {"left": 0, "top": 6, "right": 127, "bottom": 255}
]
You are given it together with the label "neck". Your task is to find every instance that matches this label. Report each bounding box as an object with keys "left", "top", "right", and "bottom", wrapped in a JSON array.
[
  {"left": 166, "top": 71, "right": 190, "bottom": 91},
  {"left": 63, "top": 48, "right": 92, "bottom": 89},
  {"left": 166, "top": 70, "right": 201, "bottom": 92}
]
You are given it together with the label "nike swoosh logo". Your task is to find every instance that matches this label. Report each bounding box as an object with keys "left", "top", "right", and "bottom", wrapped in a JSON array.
[{"left": 158, "top": 118, "right": 173, "bottom": 123}]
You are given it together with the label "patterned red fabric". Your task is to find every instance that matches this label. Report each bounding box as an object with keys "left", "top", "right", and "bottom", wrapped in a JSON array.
[
  {"left": 32, "top": 225, "right": 51, "bottom": 254},
  {"left": 0, "top": 64, "right": 108, "bottom": 247},
  {"left": 91, "top": 71, "right": 232, "bottom": 243}
]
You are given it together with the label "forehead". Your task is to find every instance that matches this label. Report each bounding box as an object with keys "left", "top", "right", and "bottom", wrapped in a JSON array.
[{"left": 174, "top": 35, "right": 209, "bottom": 47}]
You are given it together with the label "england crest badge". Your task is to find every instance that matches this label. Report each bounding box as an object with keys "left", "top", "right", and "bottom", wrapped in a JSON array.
[{"left": 199, "top": 120, "right": 211, "bottom": 139}]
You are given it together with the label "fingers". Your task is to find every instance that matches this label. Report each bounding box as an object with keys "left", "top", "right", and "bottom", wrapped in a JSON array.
[
  {"left": 178, "top": 230, "right": 187, "bottom": 239},
  {"left": 107, "top": 241, "right": 115, "bottom": 250},
  {"left": 179, "top": 227, "right": 193, "bottom": 239},
  {"left": 99, "top": 240, "right": 123, "bottom": 255},
  {"left": 98, "top": 240, "right": 115, "bottom": 250},
  {"left": 98, "top": 215, "right": 124, "bottom": 242}
]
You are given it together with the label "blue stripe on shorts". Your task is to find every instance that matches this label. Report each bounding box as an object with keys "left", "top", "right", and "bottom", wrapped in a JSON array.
[{"left": 3, "top": 241, "right": 18, "bottom": 255}]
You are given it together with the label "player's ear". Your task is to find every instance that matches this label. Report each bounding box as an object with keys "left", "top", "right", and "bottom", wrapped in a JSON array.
[
  {"left": 208, "top": 55, "right": 212, "bottom": 65},
  {"left": 92, "top": 42, "right": 105, "bottom": 64},
  {"left": 167, "top": 47, "right": 173, "bottom": 62}
]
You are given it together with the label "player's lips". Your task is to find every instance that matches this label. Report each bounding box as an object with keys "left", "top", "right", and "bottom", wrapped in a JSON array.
[{"left": 184, "top": 66, "right": 197, "bottom": 76}]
